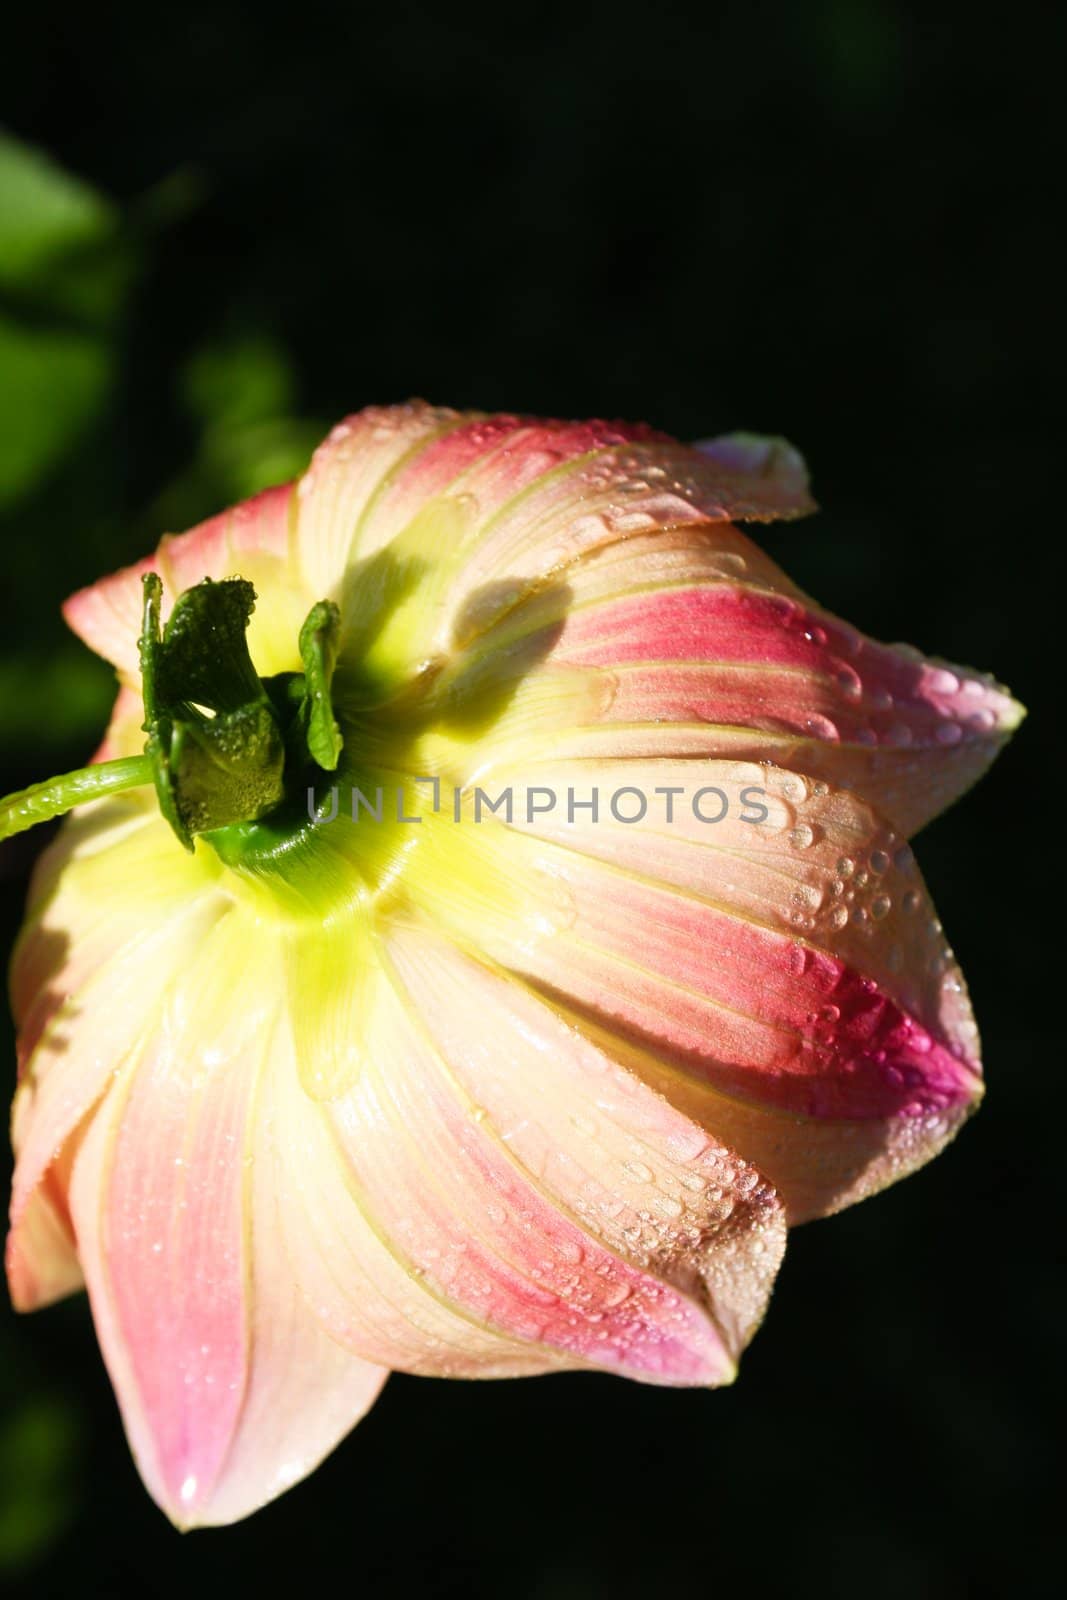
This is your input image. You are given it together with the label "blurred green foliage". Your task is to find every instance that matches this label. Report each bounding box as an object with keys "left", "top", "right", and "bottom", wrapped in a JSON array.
[
  {"left": 0, "top": 134, "right": 126, "bottom": 513},
  {"left": 0, "top": 1395, "right": 82, "bottom": 1575},
  {"left": 0, "top": 133, "right": 321, "bottom": 770}
]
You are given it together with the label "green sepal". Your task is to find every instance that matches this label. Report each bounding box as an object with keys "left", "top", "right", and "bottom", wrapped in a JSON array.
[
  {"left": 139, "top": 572, "right": 193, "bottom": 850},
  {"left": 297, "top": 599, "right": 343, "bottom": 772},
  {"left": 0, "top": 573, "right": 348, "bottom": 855},
  {"left": 138, "top": 572, "right": 286, "bottom": 849},
  {"left": 169, "top": 702, "right": 286, "bottom": 835},
  {"left": 159, "top": 576, "right": 262, "bottom": 712}
]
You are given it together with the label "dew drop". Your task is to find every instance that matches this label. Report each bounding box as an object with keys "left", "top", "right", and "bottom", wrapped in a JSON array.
[
  {"left": 788, "top": 944, "right": 811, "bottom": 976},
  {"left": 623, "top": 1160, "right": 653, "bottom": 1183},
  {"left": 887, "top": 722, "right": 914, "bottom": 747}
]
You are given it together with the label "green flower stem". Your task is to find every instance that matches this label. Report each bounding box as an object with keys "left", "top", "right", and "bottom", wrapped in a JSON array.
[{"left": 0, "top": 755, "right": 154, "bottom": 843}]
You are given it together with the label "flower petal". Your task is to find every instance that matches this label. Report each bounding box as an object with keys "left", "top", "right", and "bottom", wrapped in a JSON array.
[
  {"left": 549, "top": 575, "right": 1022, "bottom": 835},
  {"left": 294, "top": 405, "right": 815, "bottom": 684},
  {"left": 694, "top": 431, "right": 812, "bottom": 511},
  {"left": 7, "top": 807, "right": 225, "bottom": 1310},
  {"left": 62, "top": 482, "right": 301, "bottom": 679},
  {"left": 62, "top": 910, "right": 387, "bottom": 1527},
  {"left": 294, "top": 403, "right": 470, "bottom": 600},
  {"left": 271, "top": 916, "right": 784, "bottom": 1385},
  {"left": 427, "top": 537, "right": 1022, "bottom": 836},
  {"left": 406, "top": 762, "right": 982, "bottom": 1223},
  {"left": 62, "top": 552, "right": 160, "bottom": 680},
  {"left": 379, "top": 927, "right": 786, "bottom": 1370}
]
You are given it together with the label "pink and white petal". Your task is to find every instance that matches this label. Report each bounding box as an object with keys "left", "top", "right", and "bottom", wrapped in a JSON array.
[
  {"left": 296, "top": 406, "right": 814, "bottom": 626},
  {"left": 63, "top": 482, "right": 302, "bottom": 679},
  {"left": 340, "top": 413, "right": 672, "bottom": 576},
  {"left": 158, "top": 483, "right": 307, "bottom": 677},
  {"left": 253, "top": 907, "right": 781, "bottom": 1384},
  {"left": 412, "top": 761, "right": 981, "bottom": 1222},
  {"left": 157, "top": 481, "right": 294, "bottom": 594},
  {"left": 295, "top": 403, "right": 469, "bottom": 600},
  {"left": 445, "top": 561, "right": 1021, "bottom": 836},
  {"left": 553, "top": 582, "right": 1022, "bottom": 835},
  {"left": 6, "top": 1151, "right": 84, "bottom": 1312},
  {"left": 8, "top": 807, "right": 227, "bottom": 1311},
  {"left": 63, "top": 553, "right": 161, "bottom": 678},
  {"left": 89, "top": 684, "right": 145, "bottom": 764},
  {"left": 63, "top": 912, "right": 386, "bottom": 1527},
  {"left": 310, "top": 408, "right": 813, "bottom": 676},
  {"left": 190, "top": 1098, "right": 389, "bottom": 1527},
  {"left": 6, "top": 889, "right": 225, "bottom": 1312},
  {"left": 7, "top": 892, "right": 218, "bottom": 1311},
  {"left": 694, "top": 431, "right": 813, "bottom": 515},
  {"left": 426, "top": 440, "right": 811, "bottom": 654},
  {"left": 354, "top": 924, "right": 785, "bottom": 1379},
  {"left": 263, "top": 983, "right": 578, "bottom": 1380}
]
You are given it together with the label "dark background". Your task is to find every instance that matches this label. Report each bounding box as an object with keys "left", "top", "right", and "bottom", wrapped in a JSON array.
[{"left": 0, "top": 2, "right": 1059, "bottom": 1595}]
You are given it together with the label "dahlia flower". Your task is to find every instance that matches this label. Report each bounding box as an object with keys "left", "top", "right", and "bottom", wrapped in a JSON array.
[{"left": 2, "top": 404, "right": 1021, "bottom": 1526}]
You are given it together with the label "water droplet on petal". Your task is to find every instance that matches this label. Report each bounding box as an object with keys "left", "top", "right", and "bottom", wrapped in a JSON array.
[
  {"left": 928, "top": 667, "right": 960, "bottom": 695},
  {"left": 623, "top": 1160, "right": 653, "bottom": 1183}
]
